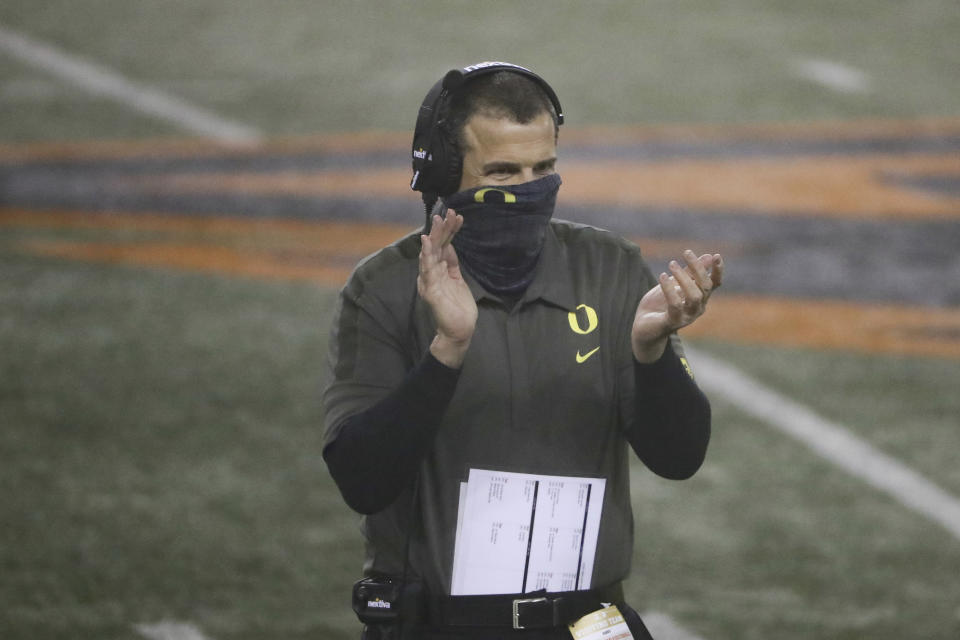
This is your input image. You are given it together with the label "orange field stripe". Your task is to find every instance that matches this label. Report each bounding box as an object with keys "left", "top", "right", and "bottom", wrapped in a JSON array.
[
  {"left": 563, "top": 153, "right": 960, "bottom": 219},
  {"left": 0, "top": 130, "right": 410, "bottom": 162},
  {"left": 682, "top": 294, "right": 960, "bottom": 359},
  {"left": 0, "top": 208, "right": 740, "bottom": 262},
  {"left": 15, "top": 237, "right": 960, "bottom": 360},
  {"left": 20, "top": 239, "right": 355, "bottom": 284},
  {"left": 0, "top": 208, "right": 417, "bottom": 255}
]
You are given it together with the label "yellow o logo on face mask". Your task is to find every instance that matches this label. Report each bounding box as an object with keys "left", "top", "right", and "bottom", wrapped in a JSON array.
[
  {"left": 474, "top": 188, "right": 517, "bottom": 203},
  {"left": 568, "top": 304, "right": 598, "bottom": 335}
]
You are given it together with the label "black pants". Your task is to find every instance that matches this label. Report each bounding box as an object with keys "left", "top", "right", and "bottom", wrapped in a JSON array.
[{"left": 361, "top": 604, "right": 655, "bottom": 640}]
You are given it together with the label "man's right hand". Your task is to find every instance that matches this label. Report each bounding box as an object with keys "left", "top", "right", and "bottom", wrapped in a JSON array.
[{"left": 418, "top": 211, "right": 478, "bottom": 368}]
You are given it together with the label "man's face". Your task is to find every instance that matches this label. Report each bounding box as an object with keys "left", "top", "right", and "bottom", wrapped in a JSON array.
[{"left": 457, "top": 110, "right": 557, "bottom": 192}]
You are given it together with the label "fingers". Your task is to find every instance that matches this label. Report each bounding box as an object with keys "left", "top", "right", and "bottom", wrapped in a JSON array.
[
  {"left": 419, "top": 233, "right": 445, "bottom": 274},
  {"left": 658, "top": 271, "right": 683, "bottom": 308},
  {"left": 683, "top": 250, "right": 713, "bottom": 294},
  {"left": 419, "top": 224, "right": 464, "bottom": 297},
  {"left": 423, "top": 210, "right": 465, "bottom": 278},
  {"left": 669, "top": 259, "right": 703, "bottom": 310},
  {"left": 709, "top": 253, "right": 724, "bottom": 289},
  {"left": 429, "top": 210, "right": 463, "bottom": 249},
  {"left": 663, "top": 249, "right": 724, "bottom": 310},
  {"left": 693, "top": 251, "right": 723, "bottom": 290},
  {"left": 676, "top": 249, "right": 725, "bottom": 299},
  {"left": 418, "top": 234, "right": 437, "bottom": 283}
]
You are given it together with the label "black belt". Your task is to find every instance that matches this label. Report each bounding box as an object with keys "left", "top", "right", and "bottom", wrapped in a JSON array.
[{"left": 429, "top": 583, "right": 624, "bottom": 630}]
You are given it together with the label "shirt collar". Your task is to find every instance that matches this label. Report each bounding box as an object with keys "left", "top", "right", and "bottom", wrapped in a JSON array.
[{"left": 463, "top": 221, "right": 577, "bottom": 312}]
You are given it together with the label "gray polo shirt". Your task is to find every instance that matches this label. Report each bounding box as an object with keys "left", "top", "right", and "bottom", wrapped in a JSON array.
[{"left": 323, "top": 218, "right": 690, "bottom": 594}]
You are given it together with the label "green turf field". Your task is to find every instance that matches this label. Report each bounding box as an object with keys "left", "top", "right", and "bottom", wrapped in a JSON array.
[
  {"left": 1, "top": 2, "right": 959, "bottom": 639},
  {"left": 2, "top": 0, "right": 960, "bottom": 139}
]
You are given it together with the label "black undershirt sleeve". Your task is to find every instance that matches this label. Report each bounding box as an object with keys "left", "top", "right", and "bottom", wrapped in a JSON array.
[
  {"left": 322, "top": 352, "right": 461, "bottom": 515},
  {"left": 628, "top": 341, "right": 711, "bottom": 480}
]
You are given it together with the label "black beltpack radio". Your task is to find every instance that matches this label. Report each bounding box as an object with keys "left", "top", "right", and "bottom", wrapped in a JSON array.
[{"left": 352, "top": 576, "right": 402, "bottom": 624}]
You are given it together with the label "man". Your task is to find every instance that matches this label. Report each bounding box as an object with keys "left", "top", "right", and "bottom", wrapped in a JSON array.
[{"left": 323, "top": 62, "right": 723, "bottom": 639}]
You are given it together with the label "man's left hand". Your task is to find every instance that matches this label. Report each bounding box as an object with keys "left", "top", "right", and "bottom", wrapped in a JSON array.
[{"left": 631, "top": 250, "right": 724, "bottom": 363}]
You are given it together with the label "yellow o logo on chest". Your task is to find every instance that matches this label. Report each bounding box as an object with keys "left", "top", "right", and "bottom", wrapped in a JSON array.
[{"left": 568, "top": 304, "right": 599, "bottom": 335}]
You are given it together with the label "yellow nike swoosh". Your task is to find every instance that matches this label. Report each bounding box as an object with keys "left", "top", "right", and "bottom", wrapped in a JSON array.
[{"left": 575, "top": 347, "right": 600, "bottom": 363}]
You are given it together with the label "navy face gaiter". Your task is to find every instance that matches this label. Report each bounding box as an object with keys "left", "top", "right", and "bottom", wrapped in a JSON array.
[{"left": 442, "top": 173, "right": 561, "bottom": 296}]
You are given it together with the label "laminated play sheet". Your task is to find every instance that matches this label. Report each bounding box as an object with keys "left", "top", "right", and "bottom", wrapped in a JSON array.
[{"left": 451, "top": 468, "right": 606, "bottom": 596}]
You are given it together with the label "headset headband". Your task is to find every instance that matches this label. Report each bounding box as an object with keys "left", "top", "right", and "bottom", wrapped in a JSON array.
[
  {"left": 439, "top": 62, "right": 564, "bottom": 125},
  {"left": 410, "top": 61, "right": 564, "bottom": 208}
]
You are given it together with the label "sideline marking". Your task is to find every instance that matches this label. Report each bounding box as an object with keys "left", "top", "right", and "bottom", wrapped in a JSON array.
[
  {"left": 0, "top": 23, "right": 262, "bottom": 144},
  {"left": 135, "top": 622, "right": 212, "bottom": 640},
  {"left": 792, "top": 57, "right": 871, "bottom": 94},
  {"left": 642, "top": 611, "right": 709, "bottom": 640},
  {"left": 686, "top": 346, "right": 960, "bottom": 542}
]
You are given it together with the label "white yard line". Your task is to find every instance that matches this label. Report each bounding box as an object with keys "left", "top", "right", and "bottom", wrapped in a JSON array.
[
  {"left": 791, "top": 57, "right": 871, "bottom": 94},
  {"left": 0, "top": 23, "right": 262, "bottom": 144},
  {"left": 686, "top": 346, "right": 960, "bottom": 542},
  {"left": 135, "top": 622, "right": 213, "bottom": 640},
  {"left": 642, "top": 611, "right": 710, "bottom": 640}
]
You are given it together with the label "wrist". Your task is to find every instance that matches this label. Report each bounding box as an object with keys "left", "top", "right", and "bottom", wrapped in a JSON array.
[
  {"left": 430, "top": 333, "right": 472, "bottom": 368},
  {"left": 632, "top": 334, "right": 668, "bottom": 364}
]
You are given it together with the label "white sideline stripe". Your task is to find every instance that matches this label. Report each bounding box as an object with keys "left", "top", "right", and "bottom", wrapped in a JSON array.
[
  {"left": 642, "top": 611, "right": 709, "bottom": 640},
  {"left": 686, "top": 346, "right": 960, "bottom": 542},
  {"left": 0, "top": 23, "right": 262, "bottom": 144},
  {"left": 791, "top": 57, "right": 871, "bottom": 94},
  {"left": 135, "top": 622, "right": 212, "bottom": 640}
]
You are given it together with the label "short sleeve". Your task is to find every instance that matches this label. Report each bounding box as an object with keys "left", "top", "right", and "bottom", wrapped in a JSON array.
[{"left": 322, "top": 252, "right": 422, "bottom": 447}]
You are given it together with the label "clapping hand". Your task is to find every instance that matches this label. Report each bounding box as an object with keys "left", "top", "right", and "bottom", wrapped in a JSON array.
[
  {"left": 418, "top": 211, "right": 478, "bottom": 367},
  {"left": 631, "top": 250, "right": 724, "bottom": 362}
]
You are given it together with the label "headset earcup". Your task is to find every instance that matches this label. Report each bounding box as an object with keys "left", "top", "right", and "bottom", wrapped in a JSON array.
[
  {"left": 437, "top": 126, "right": 462, "bottom": 196},
  {"left": 416, "top": 122, "right": 460, "bottom": 197},
  {"left": 419, "top": 129, "right": 447, "bottom": 196},
  {"left": 445, "top": 152, "right": 463, "bottom": 195}
]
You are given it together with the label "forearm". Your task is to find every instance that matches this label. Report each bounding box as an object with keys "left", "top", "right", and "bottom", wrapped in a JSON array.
[
  {"left": 628, "top": 341, "right": 711, "bottom": 479},
  {"left": 322, "top": 352, "right": 461, "bottom": 514}
]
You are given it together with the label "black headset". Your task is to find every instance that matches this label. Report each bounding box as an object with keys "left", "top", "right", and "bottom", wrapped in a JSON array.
[{"left": 409, "top": 61, "right": 564, "bottom": 216}]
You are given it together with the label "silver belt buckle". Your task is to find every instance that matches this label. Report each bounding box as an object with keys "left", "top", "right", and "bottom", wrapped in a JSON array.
[{"left": 512, "top": 596, "right": 548, "bottom": 629}]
